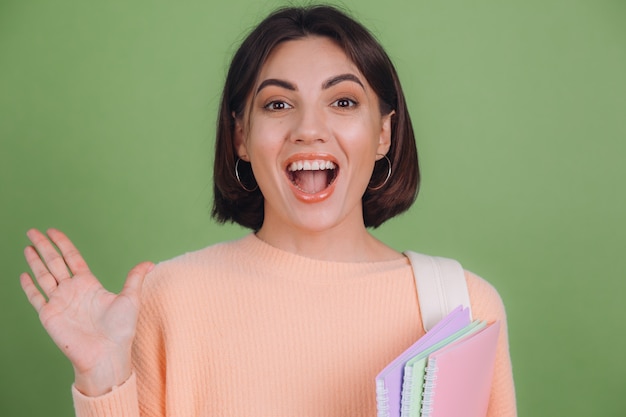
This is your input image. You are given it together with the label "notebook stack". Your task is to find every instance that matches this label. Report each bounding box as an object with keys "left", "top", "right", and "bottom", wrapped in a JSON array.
[{"left": 375, "top": 306, "right": 499, "bottom": 417}]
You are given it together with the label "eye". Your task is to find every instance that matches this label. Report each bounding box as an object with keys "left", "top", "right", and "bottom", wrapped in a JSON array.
[
  {"left": 264, "top": 100, "right": 293, "bottom": 111},
  {"left": 331, "top": 98, "right": 357, "bottom": 108}
]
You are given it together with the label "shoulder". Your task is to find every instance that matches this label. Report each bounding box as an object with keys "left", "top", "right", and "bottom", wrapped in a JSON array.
[
  {"left": 139, "top": 235, "right": 253, "bottom": 302},
  {"left": 464, "top": 270, "right": 508, "bottom": 324},
  {"left": 153, "top": 236, "right": 250, "bottom": 273},
  {"left": 163, "top": 236, "right": 249, "bottom": 266}
]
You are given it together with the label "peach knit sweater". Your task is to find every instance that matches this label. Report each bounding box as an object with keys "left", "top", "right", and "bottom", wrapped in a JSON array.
[{"left": 73, "top": 234, "right": 516, "bottom": 416}]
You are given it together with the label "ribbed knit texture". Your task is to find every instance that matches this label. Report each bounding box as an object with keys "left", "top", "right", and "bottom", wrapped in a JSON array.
[{"left": 73, "top": 234, "right": 516, "bottom": 416}]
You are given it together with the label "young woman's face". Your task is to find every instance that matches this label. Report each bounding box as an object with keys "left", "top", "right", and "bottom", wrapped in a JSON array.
[{"left": 235, "top": 36, "right": 392, "bottom": 234}]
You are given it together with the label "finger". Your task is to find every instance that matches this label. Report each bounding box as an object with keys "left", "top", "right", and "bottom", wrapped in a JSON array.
[
  {"left": 120, "top": 262, "right": 154, "bottom": 301},
  {"left": 24, "top": 245, "right": 59, "bottom": 298},
  {"left": 26, "top": 229, "right": 71, "bottom": 282},
  {"left": 20, "top": 272, "right": 47, "bottom": 314},
  {"left": 46, "top": 228, "right": 91, "bottom": 276}
]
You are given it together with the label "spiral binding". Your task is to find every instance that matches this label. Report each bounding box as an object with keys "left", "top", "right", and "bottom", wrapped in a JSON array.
[
  {"left": 420, "top": 358, "right": 439, "bottom": 417},
  {"left": 376, "top": 379, "right": 390, "bottom": 417},
  {"left": 400, "top": 365, "right": 414, "bottom": 416}
]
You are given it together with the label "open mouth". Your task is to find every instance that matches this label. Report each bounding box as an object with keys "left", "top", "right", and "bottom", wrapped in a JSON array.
[{"left": 286, "top": 159, "right": 338, "bottom": 195}]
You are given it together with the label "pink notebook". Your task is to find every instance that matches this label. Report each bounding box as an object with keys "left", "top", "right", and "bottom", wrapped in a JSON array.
[{"left": 421, "top": 320, "right": 500, "bottom": 417}]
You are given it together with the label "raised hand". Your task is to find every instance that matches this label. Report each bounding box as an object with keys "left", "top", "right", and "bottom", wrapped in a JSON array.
[{"left": 20, "top": 228, "right": 154, "bottom": 396}]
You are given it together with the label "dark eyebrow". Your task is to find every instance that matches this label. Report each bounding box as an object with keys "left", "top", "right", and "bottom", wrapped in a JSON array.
[
  {"left": 256, "top": 79, "right": 297, "bottom": 95},
  {"left": 322, "top": 73, "right": 364, "bottom": 90},
  {"left": 255, "top": 74, "right": 364, "bottom": 96}
]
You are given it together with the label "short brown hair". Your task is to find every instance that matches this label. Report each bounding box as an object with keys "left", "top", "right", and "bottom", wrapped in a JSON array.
[{"left": 212, "top": 5, "right": 419, "bottom": 230}]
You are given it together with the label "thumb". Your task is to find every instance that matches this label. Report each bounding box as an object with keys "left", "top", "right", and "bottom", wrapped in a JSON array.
[{"left": 120, "top": 261, "right": 154, "bottom": 301}]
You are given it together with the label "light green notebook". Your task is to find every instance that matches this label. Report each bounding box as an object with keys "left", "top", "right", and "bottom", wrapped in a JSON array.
[{"left": 400, "top": 320, "right": 487, "bottom": 417}]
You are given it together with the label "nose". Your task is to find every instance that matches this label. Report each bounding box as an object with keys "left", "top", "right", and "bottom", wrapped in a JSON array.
[{"left": 290, "top": 105, "right": 329, "bottom": 144}]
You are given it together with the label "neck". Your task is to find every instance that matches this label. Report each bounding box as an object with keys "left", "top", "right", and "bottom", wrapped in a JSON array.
[{"left": 256, "top": 214, "right": 402, "bottom": 263}]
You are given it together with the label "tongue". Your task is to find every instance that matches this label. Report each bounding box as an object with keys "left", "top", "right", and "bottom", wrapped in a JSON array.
[{"left": 294, "top": 170, "right": 328, "bottom": 194}]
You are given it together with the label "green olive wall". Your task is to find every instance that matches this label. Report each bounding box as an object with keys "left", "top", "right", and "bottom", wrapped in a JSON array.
[{"left": 1, "top": 1, "right": 624, "bottom": 415}]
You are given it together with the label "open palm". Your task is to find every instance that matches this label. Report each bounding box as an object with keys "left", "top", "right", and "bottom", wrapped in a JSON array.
[{"left": 20, "top": 228, "right": 153, "bottom": 395}]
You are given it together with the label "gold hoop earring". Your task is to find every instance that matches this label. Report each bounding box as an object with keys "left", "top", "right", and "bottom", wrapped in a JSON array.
[
  {"left": 367, "top": 154, "right": 392, "bottom": 191},
  {"left": 235, "top": 158, "right": 258, "bottom": 192}
]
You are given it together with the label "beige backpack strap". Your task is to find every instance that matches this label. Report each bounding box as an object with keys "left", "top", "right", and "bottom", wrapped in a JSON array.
[{"left": 403, "top": 251, "right": 472, "bottom": 332}]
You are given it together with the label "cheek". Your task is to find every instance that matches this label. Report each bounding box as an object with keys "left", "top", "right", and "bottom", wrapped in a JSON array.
[
  {"left": 331, "top": 118, "right": 382, "bottom": 153},
  {"left": 245, "top": 120, "right": 287, "bottom": 157},
  {"left": 245, "top": 125, "right": 289, "bottom": 185}
]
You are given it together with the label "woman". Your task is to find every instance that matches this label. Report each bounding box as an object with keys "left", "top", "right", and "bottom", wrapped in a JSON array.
[{"left": 21, "top": 5, "right": 516, "bottom": 416}]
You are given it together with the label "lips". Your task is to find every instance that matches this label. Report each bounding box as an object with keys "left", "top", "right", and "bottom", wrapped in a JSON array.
[{"left": 285, "top": 155, "right": 339, "bottom": 202}]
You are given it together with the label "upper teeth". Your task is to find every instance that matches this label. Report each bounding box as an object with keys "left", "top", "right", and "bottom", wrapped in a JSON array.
[{"left": 288, "top": 160, "right": 336, "bottom": 171}]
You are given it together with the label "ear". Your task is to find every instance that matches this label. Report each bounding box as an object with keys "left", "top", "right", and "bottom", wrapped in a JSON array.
[
  {"left": 376, "top": 110, "right": 394, "bottom": 156},
  {"left": 233, "top": 112, "right": 250, "bottom": 161}
]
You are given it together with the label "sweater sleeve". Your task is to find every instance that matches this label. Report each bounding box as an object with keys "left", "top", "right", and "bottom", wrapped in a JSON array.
[
  {"left": 72, "top": 267, "right": 167, "bottom": 417},
  {"left": 132, "top": 267, "right": 167, "bottom": 417},
  {"left": 465, "top": 270, "right": 517, "bottom": 417},
  {"left": 72, "top": 373, "right": 140, "bottom": 417}
]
